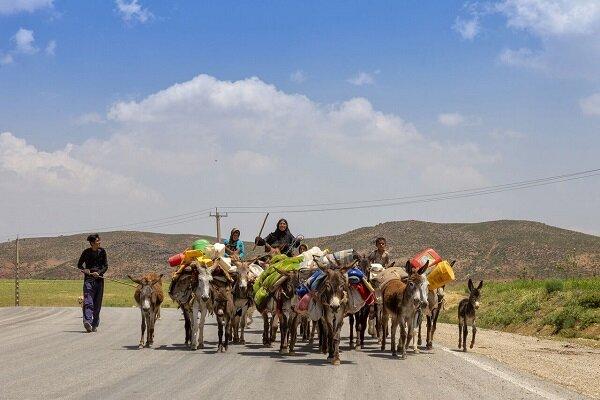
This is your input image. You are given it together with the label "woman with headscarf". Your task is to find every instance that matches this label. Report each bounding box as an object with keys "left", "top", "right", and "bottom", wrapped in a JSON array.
[
  {"left": 224, "top": 228, "right": 245, "bottom": 259},
  {"left": 255, "top": 218, "right": 303, "bottom": 257}
]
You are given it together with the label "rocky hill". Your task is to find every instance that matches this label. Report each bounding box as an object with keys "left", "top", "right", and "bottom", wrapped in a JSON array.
[{"left": 0, "top": 220, "right": 598, "bottom": 280}]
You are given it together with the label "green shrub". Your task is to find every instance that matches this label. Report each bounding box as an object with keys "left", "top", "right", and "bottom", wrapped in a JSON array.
[
  {"left": 544, "top": 279, "right": 564, "bottom": 294},
  {"left": 578, "top": 293, "right": 600, "bottom": 309}
]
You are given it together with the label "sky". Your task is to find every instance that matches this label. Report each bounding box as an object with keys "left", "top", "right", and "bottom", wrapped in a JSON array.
[{"left": 0, "top": 0, "right": 599, "bottom": 241}]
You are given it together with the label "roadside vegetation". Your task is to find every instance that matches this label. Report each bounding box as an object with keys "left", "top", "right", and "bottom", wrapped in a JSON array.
[
  {"left": 439, "top": 277, "right": 600, "bottom": 340},
  {"left": 0, "top": 279, "right": 178, "bottom": 308}
]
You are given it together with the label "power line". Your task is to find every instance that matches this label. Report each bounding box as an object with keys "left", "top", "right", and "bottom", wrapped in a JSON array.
[
  {"left": 221, "top": 167, "right": 600, "bottom": 210},
  {"left": 224, "top": 170, "right": 600, "bottom": 214}
]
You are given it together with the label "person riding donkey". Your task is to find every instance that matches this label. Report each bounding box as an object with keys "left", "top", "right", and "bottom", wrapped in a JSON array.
[
  {"left": 224, "top": 228, "right": 245, "bottom": 259},
  {"left": 368, "top": 237, "right": 390, "bottom": 267},
  {"left": 254, "top": 218, "right": 303, "bottom": 257}
]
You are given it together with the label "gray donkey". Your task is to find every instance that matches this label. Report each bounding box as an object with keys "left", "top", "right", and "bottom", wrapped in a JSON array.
[{"left": 458, "top": 278, "right": 483, "bottom": 352}]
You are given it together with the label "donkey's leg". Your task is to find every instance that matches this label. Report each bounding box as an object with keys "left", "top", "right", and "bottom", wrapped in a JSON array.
[
  {"left": 262, "top": 312, "right": 269, "bottom": 345},
  {"left": 146, "top": 312, "right": 155, "bottom": 348},
  {"left": 332, "top": 321, "right": 342, "bottom": 365},
  {"left": 349, "top": 313, "right": 355, "bottom": 349},
  {"left": 426, "top": 315, "right": 433, "bottom": 349},
  {"left": 183, "top": 307, "right": 191, "bottom": 347},
  {"left": 217, "top": 315, "right": 224, "bottom": 352},
  {"left": 462, "top": 323, "right": 468, "bottom": 352},
  {"left": 198, "top": 304, "right": 207, "bottom": 349},
  {"left": 138, "top": 309, "right": 146, "bottom": 349},
  {"left": 360, "top": 308, "right": 368, "bottom": 349},
  {"left": 239, "top": 306, "right": 247, "bottom": 345},
  {"left": 380, "top": 312, "right": 388, "bottom": 351},
  {"left": 289, "top": 313, "right": 299, "bottom": 354},
  {"left": 309, "top": 319, "right": 317, "bottom": 345},
  {"left": 417, "top": 310, "right": 423, "bottom": 346},
  {"left": 327, "top": 322, "right": 335, "bottom": 360},
  {"left": 279, "top": 313, "right": 289, "bottom": 354},
  {"left": 224, "top": 317, "right": 231, "bottom": 351},
  {"left": 390, "top": 316, "right": 399, "bottom": 357},
  {"left": 399, "top": 319, "right": 408, "bottom": 359},
  {"left": 409, "top": 315, "right": 419, "bottom": 354},
  {"left": 270, "top": 314, "right": 279, "bottom": 345},
  {"left": 458, "top": 320, "right": 463, "bottom": 349},
  {"left": 190, "top": 301, "right": 199, "bottom": 350},
  {"left": 470, "top": 322, "right": 477, "bottom": 349}
]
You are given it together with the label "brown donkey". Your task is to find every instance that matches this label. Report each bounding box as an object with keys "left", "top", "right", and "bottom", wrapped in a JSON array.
[
  {"left": 211, "top": 272, "right": 235, "bottom": 353},
  {"left": 458, "top": 278, "right": 483, "bottom": 352},
  {"left": 128, "top": 272, "right": 164, "bottom": 349},
  {"left": 317, "top": 267, "right": 350, "bottom": 365},
  {"left": 381, "top": 261, "right": 428, "bottom": 359}
]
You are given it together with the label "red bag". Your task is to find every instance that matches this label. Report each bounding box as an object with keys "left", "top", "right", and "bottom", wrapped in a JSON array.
[
  {"left": 354, "top": 283, "right": 371, "bottom": 301},
  {"left": 297, "top": 293, "right": 312, "bottom": 314}
]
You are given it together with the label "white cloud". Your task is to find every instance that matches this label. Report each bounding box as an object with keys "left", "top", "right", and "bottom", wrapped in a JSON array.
[
  {"left": 490, "top": 129, "right": 525, "bottom": 140},
  {"left": 115, "top": 0, "right": 153, "bottom": 23},
  {"left": 45, "top": 40, "right": 56, "bottom": 56},
  {"left": 73, "top": 112, "right": 105, "bottom": 126},
  {"left": 230, "top": 150, "right": 277, "bottom": 174},
  {"left": 290, "top": 69, "right": 306, "bottom": 83},
  {"left": 0, "top": 132, "right": 160, "bottom": 202},
  {"left": 438, "top": 113, "right": 466, "bottom": 127},
  {"left": 0, "top": 53, "right": 13, "bottom": 65},
  {"left": 12, "top": 28, "right": 38, "bottom": 54},
  {"left": 496, "top": 0, "right": 600, "bottom": 36},
  {"left": 580, "top": 93, "right": 600, "bottom": 116},
  {"left": 454, "top": 16, "right": 480, "bottom": 40},
  {"left": 498, "top": 47, "right": 547, "bottom": 70},
  {"left": 0, "top": 0, "right": 53, "bottom": 15},
  {"left": 347, "top": 71, "right": 375, "bottom": 86}
]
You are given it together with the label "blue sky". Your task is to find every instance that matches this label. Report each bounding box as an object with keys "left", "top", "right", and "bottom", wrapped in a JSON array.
[{"left": 1, "top": 0, "right": 599, "bottom": 240}]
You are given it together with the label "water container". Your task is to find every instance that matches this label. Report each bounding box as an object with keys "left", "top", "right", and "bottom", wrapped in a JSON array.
[
  {"left": 427, "top": 260, "right": 455, "bottom": 290},
  {"left": 410, "top": 248, "right": 442, "bottom": 270},
  {"left": 183, "top": 249, "right": 205, "bottom": 264},
  {"left": 168, "top": 253, "right": 184, "bottom": 267}
]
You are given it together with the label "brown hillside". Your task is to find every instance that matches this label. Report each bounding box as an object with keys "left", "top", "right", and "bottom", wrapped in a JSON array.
[{"left": 0, "top": 220, "right": 598, "bottom": 279}]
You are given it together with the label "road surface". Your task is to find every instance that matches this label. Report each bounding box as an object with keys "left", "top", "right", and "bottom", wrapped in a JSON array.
[{"left": 0, "top": 307, "right": 589, "bottom": 400}]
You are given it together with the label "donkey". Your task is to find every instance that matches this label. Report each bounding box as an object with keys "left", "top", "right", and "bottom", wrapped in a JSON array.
[
  {"left": 348, "top": 253, "right": 372, "bottom": 350},
  {"left": 381, "top": 261, "right": 428, "bottom": 359},
  {"left": 417, "top": 286, "right": 445, "bottom": 350},
  {"left": 211, "top": 273, "right": 235, "bottom": 352},
  {"left": 128, "top": 272, "right": 164, "bottom": 349},
  {"left": 458, "top": 278, "right": 483, "bottom": 352},
  {"left": 231, "top": 259, "right": 254, "bottom": 344},
  {"left": 169, "top": 262, "right": 213, "bottom": 349},
  {"left": 317, "top": 267, "right": 350, "bottom": 365}
]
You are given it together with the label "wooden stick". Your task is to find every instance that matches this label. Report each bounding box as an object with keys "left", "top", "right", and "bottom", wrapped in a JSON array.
[{"left": 252, "top": 212, "right": 269, "bottom": 250}]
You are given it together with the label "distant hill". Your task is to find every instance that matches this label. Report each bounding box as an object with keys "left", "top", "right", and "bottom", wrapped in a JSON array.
[{"left": 0, "top": 220, "right": 598, "bottom": 280}]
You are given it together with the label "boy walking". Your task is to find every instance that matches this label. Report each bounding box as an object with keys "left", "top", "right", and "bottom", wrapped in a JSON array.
[{"left": 77, "top": 234, "right": 108, "bottom": 332}]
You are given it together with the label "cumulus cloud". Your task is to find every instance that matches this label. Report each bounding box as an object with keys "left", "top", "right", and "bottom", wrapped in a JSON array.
[
  {"left": 0, "top": 0, "right": 53, "bottom": 15},
  {"left": 347, "top": 72, "right": 375, "bottom": 86},
  {"left": 0, "top": 132, "right": 160, "bottom": 202},
  {"left": 457, "top": 0, "right": 600, "bottom": 79},
  {"left": 115, "top": 0, "right": 153, "bottom": 23},
  {"left": 12, "top": 28, "right": 38, "bottom": 54},
  {"left": 438, "top": 113, "right": 466, "bottom": 127},
  {"left": 489, "top": 129, "right": 525, "bottom": 140},
  {"left": 290, "top": 69, "right": 306, "bottom": 83},
  {"left": 580, "top": 93, "right": 600, "bottom": 116},
  {"left": 45, "top": 40, "right": 56, "bottom": 56},
  {"left": 454, "top": 16, "right": 480, "bottom": 40}
]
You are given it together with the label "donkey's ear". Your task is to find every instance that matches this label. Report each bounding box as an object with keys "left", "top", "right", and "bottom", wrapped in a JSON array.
[
  {"left": 477, "top": 280, "right": 484, "bottom": 290},
  {"left": 468, "top": 279, "right": 474, "bottom": 292},
  {"left": 388, "top": 261, "right": 395, "bottom": 268},
  {"left": 417, "top": 265, "right": 427, "bottom": 275},
  {"left": 405, "top": 260, "right": 412, "bottom": 274},
  {"left": 450, "top": 260, "right": 456, "bottom": 267},
  {"left": 128, "top": 274, "right": 141, "bottom": 285}
]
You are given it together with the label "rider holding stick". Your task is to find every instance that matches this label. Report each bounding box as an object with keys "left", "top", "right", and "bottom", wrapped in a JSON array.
[{"left": 255, "top": 218, "right": 303, "bottom": 257}]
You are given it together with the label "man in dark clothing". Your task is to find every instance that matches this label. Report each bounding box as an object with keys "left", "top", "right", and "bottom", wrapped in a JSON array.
[
  {"left": 255, "top": 218, "right": 303, "bottom": 257},
  {"left": 77, "top": 233, "right": 108, "bottom": 333}
]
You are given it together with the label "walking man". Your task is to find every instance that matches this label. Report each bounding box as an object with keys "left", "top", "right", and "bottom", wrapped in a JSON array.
[{"left": 77, "top": 233, "right": 108, "bottom": 332}]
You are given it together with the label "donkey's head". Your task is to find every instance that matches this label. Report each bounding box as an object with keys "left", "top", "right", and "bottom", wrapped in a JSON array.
[
  {"left": 319, "top": 268, "right": 349, "bottom": 313},
  {"left": 355, "top": 252, "right": 370, "bottom": 274},
  {"left": 404, "top": 260, "right": 429, "bottom": 309},
  {"left": 467, "top": 278, "right": 483, "bottom": 309},
  {"left": 128, "top": 273, "right": 163, "bottom": 311},
  {"left": 192, "top": 262, "right": 213, "bottom": 301}
]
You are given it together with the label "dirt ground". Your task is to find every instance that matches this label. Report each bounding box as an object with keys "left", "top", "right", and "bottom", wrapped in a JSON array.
[{"left": 434, "top": 323, "right": 600, "bottom": 399}]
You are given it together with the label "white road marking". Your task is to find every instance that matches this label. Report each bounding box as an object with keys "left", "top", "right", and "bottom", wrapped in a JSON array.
[{"left": 441, "top": 346, "right": 567, "bottom": 400}]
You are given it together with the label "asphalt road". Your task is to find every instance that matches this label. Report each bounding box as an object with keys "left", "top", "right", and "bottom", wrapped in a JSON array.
[{"left": 0, "top": 307, "right": 589, "bottom": 400}]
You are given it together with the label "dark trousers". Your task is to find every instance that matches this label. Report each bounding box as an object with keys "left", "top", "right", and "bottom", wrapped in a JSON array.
[{"left": 83, "top": 278, "right": 104, "bottom": 327}]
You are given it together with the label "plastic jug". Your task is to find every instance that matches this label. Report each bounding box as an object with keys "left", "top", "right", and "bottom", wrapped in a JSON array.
[{"left": 410, "top": 248, "right": 442, "bottom": 270}]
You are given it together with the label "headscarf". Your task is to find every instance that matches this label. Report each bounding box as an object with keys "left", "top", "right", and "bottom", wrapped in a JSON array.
[{"left": 227, "top": 228, "right": 240, "bottom": 251}]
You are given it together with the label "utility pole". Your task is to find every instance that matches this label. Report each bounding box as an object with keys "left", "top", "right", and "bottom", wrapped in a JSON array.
[
  {"left": 15, "top": 236, "right": 19, "bottom": 307},
  {"left": 209, "top": 208, "right": 228, "bottom": 243}
]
